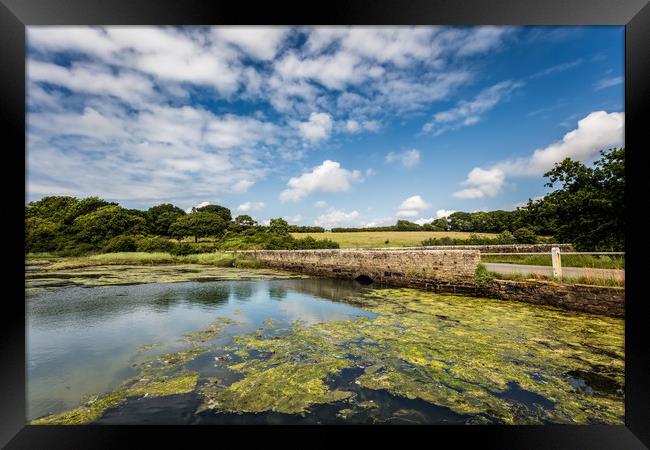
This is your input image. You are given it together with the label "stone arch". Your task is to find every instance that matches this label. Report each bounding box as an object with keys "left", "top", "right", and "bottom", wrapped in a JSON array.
[{"left": 354, "top": 274, "right": 374, "bottom": 285}]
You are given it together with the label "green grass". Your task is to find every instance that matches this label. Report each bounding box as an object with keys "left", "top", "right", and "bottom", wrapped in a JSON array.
[
  {"left": 26, "top": 252, "right": 58, "bottom": 259},
  {"left": 290, "top": 231, "right": 497, "bottom": 249},
  {"left": 481, "top": 254, "right": 624, "bottom": 269},
  {"left": 28, "top": 251, "right": 263, "bottom": 270},
  {"left": 490, "top": 271, "right": 624, "bottom": 287}
]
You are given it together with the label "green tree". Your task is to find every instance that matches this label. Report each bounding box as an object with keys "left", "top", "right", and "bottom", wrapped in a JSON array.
[
  {"left": 63, "top": 196, "right": 114, "bottom": 224},
  {"left": 72, "top": 205, "right": 146, "bottom": 244},
  {"left": 431, "top": 218, "right": 449, "bottom": 230},
  {"left": 447, "top": 212, "right": 474, "bottom": 231},
  {"left": 146, "top": 203, "right": 186, "bottom": 236},
  {"left": 234, "top": 214, "right": 257, "bottom": 228},
  {"left": 26, "top": 217, "right": 62, "bottom": 252},
  {"left": 528, "top": 147, "right": 624, "bottom": 250},
  {"left": 268, "top": 218, "right": 289, "bottom": 235},
  {"left": 194, "top": 204, "right": 232, "bottom": 222},
  {"left": 396, "top": 220, "right": 422, "bottom": 231},
  {"left": 170, "top": 211, "right": 227, "bottom": 242},
  {"left": 26, "top": 196, "right": 79, "bottom": 222}
]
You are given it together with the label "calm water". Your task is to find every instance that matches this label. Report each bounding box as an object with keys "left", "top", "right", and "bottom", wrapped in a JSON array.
[
  {"left": 27, "top": 278, "right": 376, "bottom": 422},
  {"left": 27, "top": 277, "right": 623, "bottom": 425}
]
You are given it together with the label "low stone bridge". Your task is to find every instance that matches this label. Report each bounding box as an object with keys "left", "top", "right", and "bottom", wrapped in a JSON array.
[
  {"left": 238, "top": 248, "right": 624, "bottom": 317},
  {"left": 239, "top": 249, "right": 481, "bottom": 292}
]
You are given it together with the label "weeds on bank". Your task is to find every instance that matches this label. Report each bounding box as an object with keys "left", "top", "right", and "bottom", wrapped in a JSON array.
[{"left": 491, "top": 271, "right": 624, "bottom": 287}]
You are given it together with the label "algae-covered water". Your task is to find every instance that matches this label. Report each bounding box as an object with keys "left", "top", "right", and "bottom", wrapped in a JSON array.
[{"left": 27, "top": 273, "right": 624, "bottom": 425}]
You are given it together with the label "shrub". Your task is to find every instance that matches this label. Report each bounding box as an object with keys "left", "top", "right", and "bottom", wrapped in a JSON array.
[
  {"left": 496, "top": 230, "right": 515, "bottom": 244},
  {"left": 474, "top": 264, "right": 495, "bottom": 288},
  {"left": 103, "top": 235, "right": 137, "bottom": 253},
  {"left": 513, "top": 227, "right": 538, "bottom": 244},
  {"left": 263, "top": 234, "right": 297, "bottom": 250},
  {"left": 136, "top": 236, "right": 177, "bottom": 253},
  {"left": 292, "top": 236, "right": 339, "bottom": 249},
  {"left": 170, "top": 242, "right": 195, "bottom": 256}
]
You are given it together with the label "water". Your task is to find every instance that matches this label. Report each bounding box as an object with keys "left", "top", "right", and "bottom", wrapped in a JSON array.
[
  {"left": 27, "top": 276, "right": 624, "bottom": 425},
  {"left": 27, "top": 278, "right": 375, "bottom": 421}
]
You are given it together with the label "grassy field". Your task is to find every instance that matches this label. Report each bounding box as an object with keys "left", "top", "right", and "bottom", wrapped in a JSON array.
[
  {"left": 290, "top": 231, "right": 497, "bottom": 248},
  {"left": 481, "top": 254, "right": 624, "bottom": 269}
]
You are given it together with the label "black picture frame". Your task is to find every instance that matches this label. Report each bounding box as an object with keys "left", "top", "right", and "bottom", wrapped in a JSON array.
[{"left": 1, "top": 0, "right": 648, "bottom": 447}]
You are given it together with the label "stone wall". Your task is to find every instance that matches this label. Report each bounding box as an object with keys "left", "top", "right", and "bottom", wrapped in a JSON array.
[
  {"left": 239, "top": 249, "right": 480, "bottom": 285},
  {"left": 238, "top": 248, "right": 623, "bottom": 318},
  {"left": 363, "top": 244, "right": 574, "bottom": 253},
  {"left": 484, "top": 279, "right": 624, "bottom": 317}
]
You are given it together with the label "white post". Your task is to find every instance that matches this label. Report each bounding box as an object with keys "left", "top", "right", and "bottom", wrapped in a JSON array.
[{"left": 551, "top": 246, "right": 562, "bottom": 279}]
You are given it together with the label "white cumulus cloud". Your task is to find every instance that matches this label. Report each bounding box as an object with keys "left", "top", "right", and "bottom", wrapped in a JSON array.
[
  {"left": 280, "top": 160, "right": 362, "bottom": 202},
  {"left": 314, "top": 209, "right": 360, "bottom": 228},
  {"left": 297, "top": 112, "right": 333, "bottom": 142},
  {"left": 436, "top": 209, "right": 456, "bottom": 219},
  {"left": 237, "top": 201, "right": 265, "bottom": 212},
  {"left": 454, "top": 110, "right": 624, "bottom": 198},
  {"left": 396, "top": 195, "right": 431, "bottom": 218}
]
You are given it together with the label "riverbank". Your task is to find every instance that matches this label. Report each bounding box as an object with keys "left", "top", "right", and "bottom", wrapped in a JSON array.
[
  {"left": 26, "top": 256, "right": 305, "bottom": 291},
  {"left": 26, "top": 251, "right": 264, "bottom": 270}
]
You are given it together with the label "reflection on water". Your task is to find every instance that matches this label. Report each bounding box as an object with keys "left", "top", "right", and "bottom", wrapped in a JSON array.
[
  {"left": 27, "top": 279, "right": 374, "bottom": 421},
  {"left": 27, "top": 277, "right": 624, "bottom": 425}
]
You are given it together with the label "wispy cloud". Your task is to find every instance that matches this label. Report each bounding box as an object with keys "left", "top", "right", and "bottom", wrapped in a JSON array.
[
  {"left": 385, "top": 149, "right": 421, "bottom": 168},
  {"left": 594, "top": 76, "right": 623, "bottom": 91},
  {"left": 530, "top": 58, "right": 582, "bottom": 79},
  {"left": 422, "top": 80, "right": 524, "bottom": 136}
]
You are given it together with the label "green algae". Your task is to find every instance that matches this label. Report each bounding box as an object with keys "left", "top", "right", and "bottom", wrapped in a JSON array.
[
  {"left": 198, "top": 362, "right": 353, "bottom": 414},
  {"left": 25, "top": 263, "right": 309, "bottom": 291},
  {"left": 126, "top": 373, "right": 198, "bottom": 397},
  {"left": 31, "top": 373, "right": 199, "bottom": 425},
  {"left": 31, "top": 317, "right": 234, "bottom": 425},
  {"left": 198, "top": 323, "right": 356, "bottom": 414},
  {"left": 183, "top": 317, "right": 239, "bottom": 344},
  {"left": 31, "top": 285, "right": 625, "bottom": 424},
  {"left": 198, "top": 288, "right": 623, "bottom": 424}
]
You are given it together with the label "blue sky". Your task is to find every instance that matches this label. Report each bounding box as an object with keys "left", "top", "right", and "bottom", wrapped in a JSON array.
[{"left": 26, "top": 26, "right": 624, "bottom": 228}]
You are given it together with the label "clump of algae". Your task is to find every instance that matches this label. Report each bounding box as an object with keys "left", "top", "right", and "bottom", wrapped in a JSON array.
[
  {"left": 198, "top": 288, "right": 623, "bottom": 424},
  {"left": 32, "top": 317, "right": 236, "bottom": 425},
  {"left": 31, "top": 373, "right": 199, "bottom": 425},
  {"left": 184, "top": 317, "right": 238, "bottom": 344},
  {"left": 197, "top": 324, "right": 356, "bottom": 414}
]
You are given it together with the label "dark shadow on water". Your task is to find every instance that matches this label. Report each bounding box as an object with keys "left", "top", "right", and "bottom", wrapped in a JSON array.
[
  {"left": 566, "top": 369, "right": 623, "bottom": 396},
  {"left": 497, "top": 381, "right": 555, "bottom": 410}
]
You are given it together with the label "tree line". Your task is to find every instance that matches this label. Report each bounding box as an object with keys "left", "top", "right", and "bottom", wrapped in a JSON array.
[
  {"left": 329, "top": 148, "right": 624, "bottom": 251},
  {"left": 26, "top": 148, "right": 624, "bottom": 254},
  {"left": 26, "top": 200, "right": 338, "bottom": 255}
]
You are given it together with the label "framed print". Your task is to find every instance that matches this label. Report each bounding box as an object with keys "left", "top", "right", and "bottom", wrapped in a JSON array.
[{"left": 1, "top": 0, "right": 648, "bottom": 448}]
